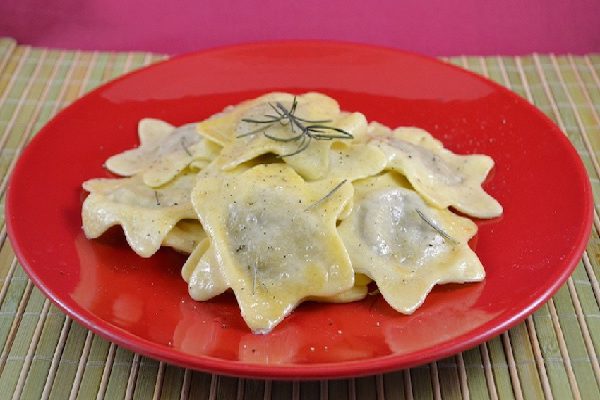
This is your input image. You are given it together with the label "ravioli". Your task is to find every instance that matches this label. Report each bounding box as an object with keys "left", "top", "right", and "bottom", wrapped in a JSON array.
[
  {"left": 326, "top": 141, "right": 388, "bottom": 219},
  {"left": 105, "top": 118, "right": 220, "bottom": 187},
  {"left": 369, "top": 124, "right": 502, "bottom": 218},
  {"left": 307, "top": 274, "right": 372, "bottom": 303},
  {"left": 82, "top": 173, "right": 197, "bottom": 257},
  {"left": 183, "top": 242, "right": 370, "bottom": 303},
  {"left": 327, "top": 142, "right": 387, "bottom": 182},
  {"left": 337, "top": 172, "right": 485, "bottom": 313},
  {"left": 162, "top": 220, "right": 206, "bottom": 254},
  {"left": 196, "top": 92, "right": 339, "bottom": 145},
  {"left": 192, "top": 163, "right": 354, "bottom": 333},
  {"left": 181, "top": 240, "right": 229, "bottom": 301},
  {"left": 82, "top": 92, "right": 503, "bottom": 334},
  {"left": 197, "top": 92, "right": 367, "bottom": 180}
]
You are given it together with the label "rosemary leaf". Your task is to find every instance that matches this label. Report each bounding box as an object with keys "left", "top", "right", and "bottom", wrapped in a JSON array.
[
  {"left": 294, "top": 116, "right": 332, "bottom": 123},
  {"left": 241, "top": 116, "right": 281, "bottom": 124},
  {"left": 415, "top": 209, "right": 457, "bottom": 244},
  {"left": 305, "top": 179, "right": 348, "bottom": 211},
  {"left": 263, "top": 131, "right": 304, "bottom": 143},
  {"left": 280, "top": 135, "right": 311, "bottom": 157}
]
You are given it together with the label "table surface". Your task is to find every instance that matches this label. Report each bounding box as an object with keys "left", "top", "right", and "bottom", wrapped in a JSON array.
[{"left": 0, "top": 37, "right": 599, "bottom": 399}]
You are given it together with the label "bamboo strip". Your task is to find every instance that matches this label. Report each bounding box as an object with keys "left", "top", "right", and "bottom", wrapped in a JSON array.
[
  {"left": 72, "top": 332, "right": 96, "bottom": 400},
  {"left": 124, "top": 353, "right": 140, "bottom": 400},
  {"left": 501, "top": 332, "right": 524, "bottom": 400},
  {"left": 151, "top": 362, "right": 165, "bottom": 400},
  {"left": 0, "top": 280, "right": 34, "bottom": 375},
  {"left": 430, "top": 362, "right": 441, "bottom": 400},
  {"left": 320, "top": 380, "right": 328, "bottom": 400},
  {"left": 404, "top": 370, "right": 414, "bottom": 400},
  {"left": 456, "top": 353, "right": 470, "bottom": 400},
  {"left": 0, "top": 47, "right": 31, "bottom": 117},
  {"left": 40, "top": 318, "right": 72, "bottom": 400},
  {"left": 566, "top": 276, "right": 600, "bottom": 383},
  {"left": 0, "top": 39, "right": 17, "bottom": 76},
  {"left": 480, "top": 343, "right": 499, "bottom": 400},
  {"left": 130, "top": 358, "right": 160, "bottom": 400},
  {"left": 0, "top": 258, "right": 18, "bottom": 313},
  {"left": 236, "top": 377, "right": 245, "bottom": 400},
  {"left": 525, "top": 317, "right": 554, "bottom": 399},
  {"left": 376, "top": 374, "right": 385, "bottom": 400},
  {"left": 262, "top": 379, "right": 271, "bottom": 400},
  {"left": 547, "top": 298, "right": 582, "bottom": 400},
  {"left": 95, "top": 343, "right": 116, "bottom": 400},
  {"left": 582, "top": 253, "right": 600, "bottom": 310},
  {"left": 349, "top": 378, "right": 356, "bottom": 400},
  {"left": 180, "top": 369, "right": 191, "bottom": 400},
  {"left": 10, "top": 298, "right": 50, "bottom": 400}
]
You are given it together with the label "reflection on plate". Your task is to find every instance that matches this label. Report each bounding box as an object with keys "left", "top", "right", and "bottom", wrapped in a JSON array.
[{"left": 6, "top": 42, "right": 592, "bottom": 378}]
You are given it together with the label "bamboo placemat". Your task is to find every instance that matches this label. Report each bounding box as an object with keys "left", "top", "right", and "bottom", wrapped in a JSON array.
[{"left": 0, "top": 37, "right": 598, "bottom": 400}]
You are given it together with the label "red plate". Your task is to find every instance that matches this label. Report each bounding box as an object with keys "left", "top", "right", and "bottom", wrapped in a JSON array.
[{"left": 6, "top": 42, "right": 593, "bottom": 379}]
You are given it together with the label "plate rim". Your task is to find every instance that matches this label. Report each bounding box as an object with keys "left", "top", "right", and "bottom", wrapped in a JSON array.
[{"left": 5, "top": 40, "right": 594, "bottom": 379}]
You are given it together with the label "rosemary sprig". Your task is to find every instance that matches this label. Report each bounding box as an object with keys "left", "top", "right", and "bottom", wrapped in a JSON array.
[
  {"left": 415, "top": 209, "right": 457, "bottom": 244},
  {"left": 239, "top": 96, "right": 353, "bottom": 156},
  {"left": 305, "top": 179, "right": 347, "bottom": 211}
]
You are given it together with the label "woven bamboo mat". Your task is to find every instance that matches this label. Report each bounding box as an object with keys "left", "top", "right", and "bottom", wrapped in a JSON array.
[{"left": 0, "top": 37, "right": 598, "bottom": 399}]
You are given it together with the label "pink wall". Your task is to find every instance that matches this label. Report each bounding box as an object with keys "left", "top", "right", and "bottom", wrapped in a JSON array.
[{"left": 1, "top": 0, "right": 599, "bottom": 56}]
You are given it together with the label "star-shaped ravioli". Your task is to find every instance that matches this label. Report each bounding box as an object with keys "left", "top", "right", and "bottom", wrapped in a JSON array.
[
  {"left": 182, "top": 237, "right": 371, "bottom": 303},
  {"left": 196, "top": 92, "right": 340, "bottom": 145},
  {"left": 324, "top": 141, "right": 387, "bottom": 219},
  {"left": 181, "top": 239, "right": 229, "bottom": 301},
  {"left": 191, "top": 163, "right": 354, "bottom": 333},
  {"left": 307, "top": 273, "right": 372, "bottom": 303},
  {"left": 82, "top": 173, "right": 197, "bottom": 257},
  {"left": 369, "top": 124, "right": 502, "bottom": 218},
  {"left": 162, "top": 220, "right": 206, "bottom": 254},
  {"left": 197, "top": 92, "right": 367, "bottom": 180},
  {"left": 327, "top": 141, "right": 387, "bottom": 182},
  {"left": 105, "top": 118, "right": 221, "bottom": 187},
  {"left": 338, "top": 173, "right": 485, "bottom": 313}
]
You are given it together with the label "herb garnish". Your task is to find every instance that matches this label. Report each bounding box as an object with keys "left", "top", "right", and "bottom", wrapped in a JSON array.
[
  {"left": 415, "top": 209, "right": 457, "bottom": 244},
  {"left": 238, "top": 96, "right": 353, "bottom": 156},
  {"left": 305, "top": 179, "right": 347, "bottom": 211}
]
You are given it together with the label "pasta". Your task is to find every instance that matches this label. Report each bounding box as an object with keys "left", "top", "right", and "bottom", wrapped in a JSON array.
[
  {"left": 82, "top": 92, "right": 502, "bottom": 333},
  {"left": 337, "top": 172, "right": 485, "bottom": 313}
]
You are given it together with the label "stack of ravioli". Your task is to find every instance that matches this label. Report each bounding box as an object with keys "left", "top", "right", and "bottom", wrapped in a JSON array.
[{"left": 82, "top": 92, "right": 502, "bottom": 333}]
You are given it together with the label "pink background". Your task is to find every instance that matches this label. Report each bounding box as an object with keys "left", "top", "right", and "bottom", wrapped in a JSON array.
[{"left": 1, "top": 0, "right": 599, "bottom": 56}]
